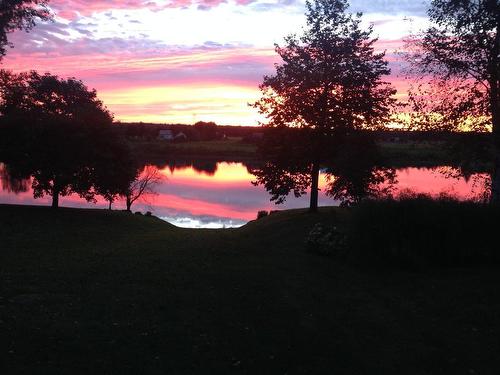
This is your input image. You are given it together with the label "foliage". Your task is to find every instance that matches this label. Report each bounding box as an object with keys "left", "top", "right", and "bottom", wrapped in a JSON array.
[
  {"left": 0, "top": 0, "right": 52, "bottom": 59},
  {"left": 252, "top": 0, "right": 395, "bottom": 210},
  {"left": 326, "top": 132, "right": 396, "bottom": 205},
  {"left": 193, "top": 121, "right": 218, "bottom": 141},
  {"left": 125, "top": 165, "right": 163, "bottom": 211},
  {"left": 348, "top": 194, "right": 500, "bottom": 267},
  {"left": 92, "top": 138, "right": 136, "bottom": 209},
  {"left": 305, "top": 222, "right": 347, "bottom": 255},
  {"left": 256, "top": 210, "right": 269, "bottom": 219},
  {"left": 403, "top": 0, "right": 500, "bottom": 200},
  {"left": 0, "top": 161, "right": 29, "bottom": 193},
  {"left": 251, "top": 128, "right": 315, "bottom": 204},
  {"left": 0, "top": 70, "right": 124, "bottom": 208}
]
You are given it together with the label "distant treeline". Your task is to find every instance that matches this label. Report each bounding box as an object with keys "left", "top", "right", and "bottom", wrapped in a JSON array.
[
  {"left": 118, "top": 121, "right": 492, "bottom": 144},
  {"left": 118, "top": 121, "right": 261, "bottom": 142}
]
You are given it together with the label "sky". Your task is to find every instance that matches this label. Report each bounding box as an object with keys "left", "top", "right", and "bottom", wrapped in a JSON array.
[{"left": 1, "top": 0, "right": 431, "bottom": 126}]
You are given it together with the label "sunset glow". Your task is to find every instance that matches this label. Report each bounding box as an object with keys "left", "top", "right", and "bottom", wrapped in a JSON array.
[
  {"left": 0, "top": 0, "right": 429, "bottom": 125},
  {"left": 0, "top": 163, "right": 488, "bottom": 228}
]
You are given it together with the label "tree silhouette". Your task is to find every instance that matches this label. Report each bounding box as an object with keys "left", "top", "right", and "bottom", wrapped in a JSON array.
[
  {"left": 252, "top": 0, "right": 395, "bottom": 211},
  {"left": 0, "top": 162, "right": 29, "bottom": 193},
  {"left": 0, "top": 70, "right": 114, "bottom": 208},
  {"left": 193, "top": 121, "right": 218, "bottom": 141},
  {"left": 404, "top": 0, "right": 499, "bottom": 201},
  {"left": 124, "top": 165, "right": 163, "bottom": 212},
  {"left": 0, "top": 0, "right": 51, "bottom": 60},
  {"left": 325, "top": 132, "right": 396, "bottom": 205},
  {"left": 92, "top": 136, "right": 136, "bottom": 210}
]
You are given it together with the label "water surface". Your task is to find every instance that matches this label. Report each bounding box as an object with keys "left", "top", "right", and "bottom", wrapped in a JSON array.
[{"left": 0, "top": 162, "right": 488, "bottom": 228}]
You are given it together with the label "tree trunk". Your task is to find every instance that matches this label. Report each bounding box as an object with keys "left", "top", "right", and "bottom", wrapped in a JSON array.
[
  {"left": 126, "top": 196, "right": 132, "bottom": 212},
  {"left": 491, "top": 152, "right": 500, "bottom": 203},
  {"left": 488, "top": 13, "right": 499, "bottom": 203},
  {"left": 491, "top": 104, "right": 500, "bottom": 203},
  {"left": 108, "top": 200, "right": 112, "bottom": 210},
  {"left": 309, "top": 161, "right": 320, "bottom": 212},
  {"left": 489, "top": 71, "right": 499, "bottom": 203},
  {"left": 51, "top": 188, "right": 59, "bottom": 209}
]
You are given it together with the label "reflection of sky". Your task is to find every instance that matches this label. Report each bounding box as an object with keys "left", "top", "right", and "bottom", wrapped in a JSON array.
[
  {"left": 160, "top": 215, "right": 246, "bottom": 229},
  {"left": 0, "top": 162, "right": 489, "bottom": 228}
]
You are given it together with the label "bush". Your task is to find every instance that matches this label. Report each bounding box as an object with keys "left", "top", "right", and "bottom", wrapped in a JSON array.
[
  {"left": 257, "top": 210, "right": 269, "bottom": 220},
  {"left": 347, "top": 194, "right": 500, "bottom": 267},
  {"left": 305, "top": 223, "right": 347, "bottom": 256},
  {"left": 134, "top": 211, "right": 143, "bottom": 216},
  {"left": 145, "top": 211, "right": 152, "bottom": 217}
]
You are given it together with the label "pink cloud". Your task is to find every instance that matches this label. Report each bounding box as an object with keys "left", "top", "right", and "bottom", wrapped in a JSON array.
[{"left": 48, "top": 0, "right": 261, "bottom": 19}]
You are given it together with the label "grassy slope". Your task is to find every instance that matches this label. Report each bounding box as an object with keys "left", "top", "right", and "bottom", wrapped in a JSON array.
[{"left": 1, "top": 205, "right": 499, "bottom": 374}]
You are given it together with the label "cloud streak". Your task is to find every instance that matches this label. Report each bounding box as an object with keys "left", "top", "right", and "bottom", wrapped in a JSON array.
[{"left": 1, "top": 0, "right": 426, "bottom": 125}]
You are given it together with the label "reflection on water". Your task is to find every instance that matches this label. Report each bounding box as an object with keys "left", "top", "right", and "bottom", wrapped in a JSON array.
[
  {"left": 160, "top": 215, "right": 246, "bottom": 229},
  {"left": 0, "top": 162, "right": 490, "bottom": 228}
]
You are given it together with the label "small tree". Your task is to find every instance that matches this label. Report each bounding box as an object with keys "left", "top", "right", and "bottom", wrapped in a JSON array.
[
  {"left": 92, "top": 137, "right": 136, "bottom": 210},
  {"left": 404, "top": 0, "right": 499, "bottom": 201},
  {"left": 252, "top": 0, "right": 395, "bottom": 211},
  {"left": 193, "top": 121, "right": 218, "bottom": 141},
  {"left": 0, "top": 0, "right": 51, "bottom": 60},
  {"left": 124, "top": 165, "right": 163, "bottom": 212}
]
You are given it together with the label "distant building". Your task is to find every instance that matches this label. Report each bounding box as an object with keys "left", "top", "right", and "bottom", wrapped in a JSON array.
[{"left": 158, "top": 129, "right": 174, "bottom": 141}]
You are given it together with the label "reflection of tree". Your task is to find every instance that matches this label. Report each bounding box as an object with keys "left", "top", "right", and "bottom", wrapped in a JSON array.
[
  {"left": 251, "top": 163, "right": 311, "bottom": 204},
  {"left": 251, "top": 132, "right": 396, "bottom": 206},
  {"left": 436, "top": 166, "right": 491, "bottom": 202},
  {"left": 192, "top": 160, "right": 218, "bottom": 176},
  {"left": 0, "top": 163, "right": 29, "bottom": 193},
  {"left": 250, "top": 128, "right": 317, "bottom": 204},
  {"left": 148, "top": 159, "right": 219, "bottom": 176},
  {"left": 93, "top": 141, "right": 136, "bottom": 210},
  {"left": 326, "top": 134, "right": 396, "bottom": 205}
]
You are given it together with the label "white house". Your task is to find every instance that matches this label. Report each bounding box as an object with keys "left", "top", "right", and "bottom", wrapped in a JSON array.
[{"left": 158, "top": 129, "right": 174, "bottom": 141}]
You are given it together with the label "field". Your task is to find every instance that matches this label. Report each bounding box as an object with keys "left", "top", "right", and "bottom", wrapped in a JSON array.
[
  {"left": 1, "top": 204, "right": 500, "bottom": 374},
  {"left": 129, "top": 137, "right": 257, "bottom": 161},
  {"left": 128, "top": 137, "right": 492, "bottom": 169}
]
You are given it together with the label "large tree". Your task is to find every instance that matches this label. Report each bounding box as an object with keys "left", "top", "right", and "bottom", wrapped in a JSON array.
[
  {"left": 404, "top": 0, "right": 499, "bottom": 201},
  {"left": 0, "top": 70, "right": 116, "bottom": 208},
  {"left": 0, "top": 0, "right": 51, "bottom": 60},
  {"left": 252, "top": 0, "right": 395, "bottom": 211}
]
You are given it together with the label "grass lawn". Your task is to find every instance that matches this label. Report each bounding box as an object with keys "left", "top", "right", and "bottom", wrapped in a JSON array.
[
  {"left": 129, "top": 137, "right": 258, "bottom": 161},
  {"left": 1, "top": 204, "right": 499, "bottom": 374},
  {"left": 129, "top": 137, "right": 491, "bottom": 168}
]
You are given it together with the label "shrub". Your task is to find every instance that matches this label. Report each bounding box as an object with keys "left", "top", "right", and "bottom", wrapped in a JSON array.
[
  {"left": 257, "top": 210, "right": 269, "bottom": 220},
  {"left": 347, "top": 195, "right": 500, "bottom": 267},
  {"left": 306, "top": 223, "right": 347, "bottom": 256}
]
